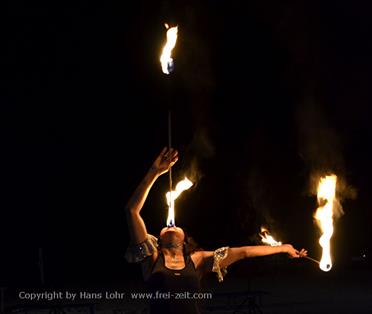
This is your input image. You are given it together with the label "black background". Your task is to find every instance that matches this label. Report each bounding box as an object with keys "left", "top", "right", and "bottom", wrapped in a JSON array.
[{"left": 2, "top": 0, "right": 372, "bottom": 287}]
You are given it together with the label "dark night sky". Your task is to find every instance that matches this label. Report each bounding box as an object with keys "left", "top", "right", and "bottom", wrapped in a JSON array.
[{"left": 1, "top": 0, "right": 372, "bottom": 287}]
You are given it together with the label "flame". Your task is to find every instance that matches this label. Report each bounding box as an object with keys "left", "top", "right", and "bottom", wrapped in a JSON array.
[
  {"left": 160, "top": 24, "right": 178, "bottom": 74},
  {"left": 166, "top": 177, "right": 193, "bottom": 227},
  {"left": 315, "top": 174, "right": 337, "bottom": 272},
  {"left": 259, "top": 227, "right": 282, "bottom": 246}
]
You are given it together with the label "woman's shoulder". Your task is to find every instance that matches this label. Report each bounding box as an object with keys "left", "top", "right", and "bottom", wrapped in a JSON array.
[
  {"left": 190, "top": 250, "right": 214, "bottom": 269},
  {"left": 141, "top": 249, "right": 159, "bottom": 281}
]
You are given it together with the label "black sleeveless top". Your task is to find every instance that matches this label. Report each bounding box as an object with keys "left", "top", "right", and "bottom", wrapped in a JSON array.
[{"left": 146, "top": 251, "right": 202, "bottom": 314}]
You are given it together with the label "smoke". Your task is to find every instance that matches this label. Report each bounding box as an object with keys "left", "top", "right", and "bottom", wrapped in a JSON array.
[
  {"left": 243, "top": 166, "right": 283, "bottom": 244},
  {"left": 227, "top": 130, "right": 284, "bottom": 243},
  {"left": 179, "top": 127, "right": 215, "bottom": 186},
  {"left": 170, "top": 3, "right": 216, "bottom": 186},
  {"left": 296, "top": 100, "right": 357, "bottom": 216},
  {"left": 296, "top": 100, "right": 344, "bottom": 175}
]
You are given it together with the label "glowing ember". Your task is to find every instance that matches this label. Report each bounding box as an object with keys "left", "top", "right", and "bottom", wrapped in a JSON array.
[
  {"left": 259, "top": 227, "right": 282, "bottom": 246},
  {"left": 166, "top": 177, "right": 193, "bottom": 227},
  {"left": 160, "top": 24, "right": 178, "bottom": 74},
  {"left": 315, "top": 174, "right": 337, "bottom": 272}
]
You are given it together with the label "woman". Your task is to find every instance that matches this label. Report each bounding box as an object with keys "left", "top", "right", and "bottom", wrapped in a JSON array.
[{"left": 125, "top": 147, "right": 307, "bottom": 313}]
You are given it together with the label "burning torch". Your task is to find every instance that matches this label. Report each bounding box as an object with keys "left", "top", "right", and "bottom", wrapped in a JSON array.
[
  {"left": 314, "top": 174, "right": 338, "bottom": 272},
  {"left": 160, "top": 23, "right": 181, "bottom": 227}
]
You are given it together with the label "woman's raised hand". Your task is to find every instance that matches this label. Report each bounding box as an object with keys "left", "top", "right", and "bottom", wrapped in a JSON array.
[{"left": 150, "top": 147, "right": 179, "bottom": 176}]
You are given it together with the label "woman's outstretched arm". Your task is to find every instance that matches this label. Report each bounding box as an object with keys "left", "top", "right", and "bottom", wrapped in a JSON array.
[
  {"left": 220, "top": 244, "right": 308, "bottom": 267},
  {"left": 125, "top": 147, "right": 178, "bottom": 244},
  {"left": 193, "top": 244, "right": 307, "bottom": 279}
]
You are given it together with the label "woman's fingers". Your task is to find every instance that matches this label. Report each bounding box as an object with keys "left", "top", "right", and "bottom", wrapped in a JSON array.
[
  {"left": 293, "top": 248, "right": 309, "bottom": 258},
  {"left": 171, "top": 150, "right": 179, "bottom": 161},
  {"left": 289, "top": 248, "right": 308, "bottom": 258},
  {"left": 161, "top": 147, "right": 178, "bottom": 160}
]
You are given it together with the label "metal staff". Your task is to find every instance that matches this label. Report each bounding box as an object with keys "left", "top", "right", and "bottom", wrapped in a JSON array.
[
  {"left": 304, "top": 255, "right": 320, "bottom": 265},
  {"left": 168, "top": 110, "right": 174, "bottom": 227}
]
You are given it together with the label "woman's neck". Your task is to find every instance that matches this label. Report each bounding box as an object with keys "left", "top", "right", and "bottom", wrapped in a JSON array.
[
  {"left": 161, "top": 241, "right": 183, "bottom": 249},
  {"left": 162, "top": 246, "right": 183, "bottom": 258}
]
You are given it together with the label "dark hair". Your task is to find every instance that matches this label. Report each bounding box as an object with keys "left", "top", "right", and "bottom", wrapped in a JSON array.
[
  {"left": 183, "top": 229, "right": 203, "bottom": 255},
  {"left": 158, "top": 228, "right": 203, "bottom": 255}
]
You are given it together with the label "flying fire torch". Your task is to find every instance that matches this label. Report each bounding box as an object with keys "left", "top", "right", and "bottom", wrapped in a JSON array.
[
  {"left": 260, "top": 227, "right": 320, "bottom": 265},
  {"left": 259, "top": 227, "right": 282, "bottom": 246}
]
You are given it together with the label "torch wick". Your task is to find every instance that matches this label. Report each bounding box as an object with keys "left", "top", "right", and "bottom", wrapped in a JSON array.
[{"left": 304, "top": 255, "right": 320, "bottom": 264}]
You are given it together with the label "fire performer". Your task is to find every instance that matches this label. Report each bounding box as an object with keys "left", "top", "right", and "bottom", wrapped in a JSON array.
[{"left": 125, "top": 147, "right": 308, "bottom": 314}]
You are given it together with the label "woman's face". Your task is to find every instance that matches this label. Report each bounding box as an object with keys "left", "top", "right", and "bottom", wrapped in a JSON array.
[{"left": 159, "top": 226, "right": 185, "bottom": 244}]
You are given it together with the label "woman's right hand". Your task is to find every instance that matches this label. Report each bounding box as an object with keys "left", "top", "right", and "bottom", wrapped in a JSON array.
[{"left": 150, "top": 147, "right": 179, "bottom": 176}]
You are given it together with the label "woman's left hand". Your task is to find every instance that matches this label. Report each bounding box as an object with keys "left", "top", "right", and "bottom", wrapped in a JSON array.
[{"left": 281, "top": 244, "right": 308, "bottom": 258}]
